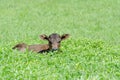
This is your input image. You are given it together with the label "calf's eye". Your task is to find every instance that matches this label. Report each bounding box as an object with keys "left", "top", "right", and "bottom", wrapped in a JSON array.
[{"left": 58, "top": 41, "right": 61, "bottom": 43}]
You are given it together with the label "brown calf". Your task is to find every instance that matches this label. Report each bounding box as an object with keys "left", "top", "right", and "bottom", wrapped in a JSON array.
[{"left": 12, "top": 33, "right": 69, "bottom": 53}]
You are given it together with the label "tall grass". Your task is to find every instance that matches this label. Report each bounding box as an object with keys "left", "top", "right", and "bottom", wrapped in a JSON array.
[{"left": 0, "top": 0, "right": 120, "bottom": 80}]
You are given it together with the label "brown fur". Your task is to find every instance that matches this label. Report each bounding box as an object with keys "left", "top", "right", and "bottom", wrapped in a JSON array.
[{"left": 12, "top": 33, "right": 69, "bottom": 53}]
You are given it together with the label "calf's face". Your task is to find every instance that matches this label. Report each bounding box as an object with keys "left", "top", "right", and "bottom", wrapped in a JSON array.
[{"left": 40, "top": 33, "right": 69, "bottom": 51}]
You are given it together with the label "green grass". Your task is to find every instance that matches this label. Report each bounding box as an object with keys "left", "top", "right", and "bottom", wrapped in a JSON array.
[{"left": 0, "top": 0, "right": 120, "bottom": 80}]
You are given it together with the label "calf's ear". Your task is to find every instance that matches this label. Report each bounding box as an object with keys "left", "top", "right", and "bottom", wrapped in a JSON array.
[
  {"left": 61, "top": 34, "right": 70, "bottom": 40},
  {"left": 40, "top": 34, "right": 48, "bottom": 40}
]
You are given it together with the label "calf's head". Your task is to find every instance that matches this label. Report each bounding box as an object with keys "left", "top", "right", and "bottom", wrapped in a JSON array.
[{"left": 40, "top": 33, "right": 69, "bottom": 51}]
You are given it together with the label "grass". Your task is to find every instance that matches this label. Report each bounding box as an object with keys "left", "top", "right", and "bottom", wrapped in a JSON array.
[{"left": 0, "top": 0, "right": 120, "bottom": 80}]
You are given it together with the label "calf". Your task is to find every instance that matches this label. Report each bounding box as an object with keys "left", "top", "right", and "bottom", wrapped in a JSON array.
[{"left": 12, "top": 33, "right": 69, "bottom": 53}]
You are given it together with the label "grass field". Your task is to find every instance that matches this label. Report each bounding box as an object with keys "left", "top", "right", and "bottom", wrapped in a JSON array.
[{"left": 0, "top": 0, "right": 120, "bottom": 80}]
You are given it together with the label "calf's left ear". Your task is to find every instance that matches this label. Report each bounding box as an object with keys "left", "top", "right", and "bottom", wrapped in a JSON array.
[
  {"left": 61, "top": 34, "right": 70, "bottom": 40},
  {"left": 40, "top": 34, "right": 48, "bottom": 40}
]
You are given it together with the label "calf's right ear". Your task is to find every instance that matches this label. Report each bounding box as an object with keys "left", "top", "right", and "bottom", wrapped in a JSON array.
[
  {"left": 61, "top": 34, "right": 70, "bottom": 40},
  {"left": 40, "top": 34, "right": 48, "bottom": 40}
]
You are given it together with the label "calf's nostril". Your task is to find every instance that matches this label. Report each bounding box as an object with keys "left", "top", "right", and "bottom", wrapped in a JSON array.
[{"left": 52, "top": 48, "right": 58, "bottom": 51}]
